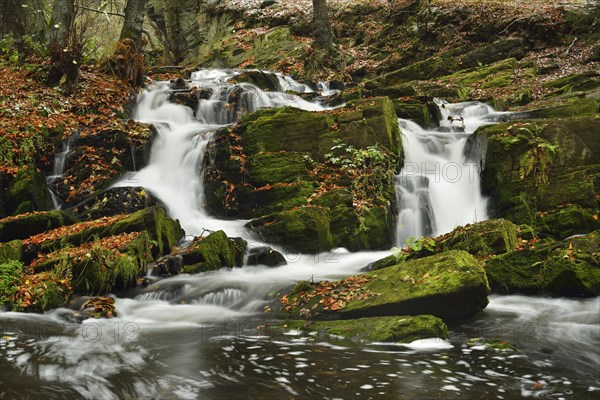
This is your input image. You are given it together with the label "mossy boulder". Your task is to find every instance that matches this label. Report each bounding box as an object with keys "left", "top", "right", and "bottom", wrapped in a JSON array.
[
  {"left": 247, "top": 206, "right": 333, "bottom": 253},
  {"left": 180, "top": 230, "right": 246, "bottom": 273},
  {"left": 11, "top": 270, "right": 72, "bottom": 312},
  {"left": 0, "top": 210, "right": 77, "bottom": 242},
  {"left": 28, "top": 207, "right": 183, "bottom": 260},
  {"left": 392, "top": 100, "right": 433, "bottom": 127},
  {"left": 278, "top": 315, "right": 448, "bottom": 343},
  {"left": 70, "top": 187, "right": 163, "bottom": 221},
  {"left": 247, "top": 151, "right": 311, "bottom": 186},
  {"left": 485, "top": 230, "right": 600, "bottom": 296},
  {"left": 440, "top": 219, "right": 519, "bottom": 257},
  {"left": 230, "top": 70, "right": 282, "bottom": 91},
  {"left": 376, "top": 55, "right": 460, "bottom": 86},
  {"left": 0, "top": 240, "right": 23, "bottom": 263},
  {"left": 460, "top": 38, "right": 525, "bottom": 68},
  {"left": 537, "top": 205, "right": 600, "bottom": 239},
  {"left": 526, "top": 97, "right": 599, "bottom": 119},
  {"left": 473, "top": 118, "right": 600, "bottom": 227},
  {"left": 5, "top": 164, "right": 52, "bottom": 215},
  {"left": 283, "top": 250, "right": 490, "bottom": 322}
]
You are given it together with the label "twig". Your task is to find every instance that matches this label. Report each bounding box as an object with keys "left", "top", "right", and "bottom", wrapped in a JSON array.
[
  {"left": 565, "top": 37, "right": 578, "bottom": 55},
  {"left": 498, "top": 16, "right": 528, "bottom": 36}
]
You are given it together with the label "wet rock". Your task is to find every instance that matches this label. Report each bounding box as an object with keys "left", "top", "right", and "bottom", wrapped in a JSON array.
[
  {"left": 246, "top": 245, "right": 286, "bottom": 267},
  {"left": 282, "top": 250, "right": 490, "bottom": 322},
  {"left": 275, "top": 315, "right": 448, "bottom": 343},
  {"left": 180, "top": 230, "right": 247, "bottom": 273},
  {"left": 471, "top": 118, "right": 600, "bottom": 228},
  {"left": 169, "top": 87, "right": 200, "bottom": 112},
  {"left": 537, "top": 205, "right": 600, "bottom": 239},
  {"left": 154, "top": 254, "right": 184, "bottom": 276},
  {"left": 485, "top": 230, "right": 600, "bottom": 296},
  {"left": 70, "top": 187, "right": 162, "bottom": 221},
  {"left": 230, "top": 70, "right": 281, "bottom": 91},
  {"left": 170, "top": 77, "right": 189, "bottom": 90},
  {"left": 75, "top": 297, "right": 117, "bottom": 320},
  {"left": 247, "top": 207, "right": 333, "bottom": 253}
]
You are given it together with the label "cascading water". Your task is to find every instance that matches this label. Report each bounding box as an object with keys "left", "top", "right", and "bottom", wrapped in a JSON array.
[
  {"left": 2, "top": 71, "right": 598, "bottom": 399},
  {"left": 46, "top": 133, "right": 77, "bottom": 210},
  {"left": 395, "top": 99, "right": 507, "bottom": 246}
]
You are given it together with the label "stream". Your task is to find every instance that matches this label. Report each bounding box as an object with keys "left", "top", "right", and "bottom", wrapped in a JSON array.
[{"left": 1, "top": 69, "right": 599, "bottom": 399}]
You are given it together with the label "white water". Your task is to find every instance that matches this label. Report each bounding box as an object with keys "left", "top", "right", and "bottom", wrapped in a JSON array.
[
  {"left": 395, "top": 99, "right": 507, "bottom": 246},
  {"left": 110, "top": 69, "right": 387, "bottom": 324},
  {"left": 46, "top": 133, "right": 76, "bottom": 210}
]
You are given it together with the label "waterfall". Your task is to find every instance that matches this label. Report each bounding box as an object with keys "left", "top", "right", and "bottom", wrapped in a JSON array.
[
  {"left": 395, "top": 99, "right": 508, "bottom": 246},
  {"left": 46, "top": 133, "right": 77, "bottom": 210},
  {"left": 114, "top": 69, "right": 336, "bottom": 237}
]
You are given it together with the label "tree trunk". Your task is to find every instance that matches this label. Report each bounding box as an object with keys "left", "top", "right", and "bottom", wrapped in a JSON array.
[
  {"left": 312, "top": 0, "right": 333, "bottom": 49},
  {"left": 47, "top": 0, "right": 78, "bottom": 90},
  {"left": 120, "top": 0, "right": 146, "bottom": 47},
  {"left": 1, "top": 0, "right": 46, "bottom": 49}
]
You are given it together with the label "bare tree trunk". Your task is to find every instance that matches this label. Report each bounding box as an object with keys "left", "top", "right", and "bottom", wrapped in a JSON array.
[
  {"left": 117, "top": 0, "right": 146, "bottom": 86},
  {"left": 312, "top": 0, "right": 333, "bottom": 49},
  {"left": 47, "top": 0, "right": 78, "bottom": 91},
  {"left": 120, "top": 0, "right": 146, "bottom": 46}
]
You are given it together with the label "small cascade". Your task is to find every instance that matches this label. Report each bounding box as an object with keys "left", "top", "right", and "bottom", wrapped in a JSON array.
[
  {"left": 395, "top": 99, "right": 508, "bottom": 246},
  {"left": 46, "top": 133, "right": 77, "bottom": 210},
  {"left": 115, "top": 69, "right": 336, "bottom": 236}
]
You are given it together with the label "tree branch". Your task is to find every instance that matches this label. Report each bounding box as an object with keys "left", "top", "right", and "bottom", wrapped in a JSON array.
[{"left": 77, "top": 5, "right": 125, "bottom": 18}]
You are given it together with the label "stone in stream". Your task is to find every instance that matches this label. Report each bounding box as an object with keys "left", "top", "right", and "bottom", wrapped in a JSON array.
[
  {"left": 246, "top": 245, "right": 286, "bottom": 267},
  {"left": 178, "top": 230, "right": 247, "bottom": 273},
  {"left": 205, "top": 96, "right": 401, "bottom": 252},
  {"left": 485, "top": 230, "right": 600, "bottom": 296},
  {"left": 273, "top": 315, "right": 448, "bottom": 343},
  {"left": 470, "top": 117, "right": 600, "bottom": 235},
  {"left": 280, "top": 250, "right": 490, "bottom": 322}
]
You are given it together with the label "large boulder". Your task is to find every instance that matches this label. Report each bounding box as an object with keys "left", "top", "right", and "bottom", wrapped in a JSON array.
[
  {"left": 205, "top": 97, "right": 401, "bottom": 251},
  {"left": 281, "top": 250, "right": 490, "bottom": 322},
  {"left": 247, "top": 206, "right": 333, "bottom": 253},
  {"left": 471, "top": 118, "right": 599, "bottom": 232},
  {"left": 485, "top": 230, "right": 600, "bottom": 296}
]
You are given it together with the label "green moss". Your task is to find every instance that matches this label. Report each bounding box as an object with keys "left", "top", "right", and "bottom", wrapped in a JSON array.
[
  {"left": 71, "top": 245, "right": 142, "bottom": 295},
  {"left": 0, "top": 260, "right": 23, "bottom": 307},
  {"left": 13, "top": 271, "right": 72, "bottom": 312},
  {"left": 284, "top": 251, "right": 489, "bottom": 322},
  {"left": 0, "top": 240, "right": 23, "bottom": 263},
  {"left": 0, "top": 210, "right": 77, "bottom": 242},
  {"left": 392, "top": 101, "right": 431, "bottom": 127},
  {"left": 527, "top": 97, "right": 599, "bottom": 119},
  {"left": 181, "top": 230, "right": 243, "bottom": 273},
  {"left": 485, "top": 230, "right": 600, "bottom": 296},
  {"left": 538, "top": 206, "right": 600, "bottom": 239},
  {"left": 248, "top": 181, "right": 315, "bottom": 217},
  {"left": 247, "top": 206, "right": 333, "bottom": 253},
  {"left": 248, "top": 151, "right": 310, "bottom": 186},
  {"left": 442, "top": 219, "right": 519, "bottom": 257},
  {"left": 6, "top": 164, "right": 52, "bottom": 215},
  {"left": 281, "top": 315, "right": 448, "bottom": 343},
  {"left": 241, "top": 107, "right": 332, "bottom": 159},
  {"left": 358, "top": 206, "right": 394, "bottom": 250},
  {"left": 441, "top": 58, "right": 516, "bottom": 86},
  {"left": 377, "top": 55, "right": 459, "bottom": 86},
  {"left": 542, "top": 73, "right": 600, "bottom": 94}
]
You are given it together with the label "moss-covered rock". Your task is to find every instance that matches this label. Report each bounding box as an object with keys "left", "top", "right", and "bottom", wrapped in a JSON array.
[
  {"left": 485, "top": 230, "right": 600, "bottom": 296},
  {"left": 229, "top": 69, "right": 282, "bottom": 91},
  {"left": 247, "top": 206, "right": 333, "bottom": 253},
  {"left": 0, "top": 240, "right": 23, "bottom": 263},
  {"left": 0, "top": 210, "right": 77, "bottom": 242},
  {"left": 247, "top": 151, "right": 311, "bottom": 186},
  {"left": 460, "top": 38, "right": 525, "bottom": 68},
  {"left": 376, "top": 55, "right": 460, "bottom": 86},
  {"left": 473, "top": 118, "right": 600, "bottom": 228},
  {"left": 440, "top": 219, "right": 519, "bottom": 257},
  {"left": 537, "top": 205, "right": 600, "bottom": 239},
  {"left": 12, "top": 270, "right": 72, "bottom": 312},
  {"left": 70, "top": 187, "right": 163, "bottom": 221},
  {"left": 277, "top": 315, "right": 448, "bottom": 343},
  {"left": 5, "top": 164, "right": 52, "bottom": 215},
  {"left": 180, "top": 230, "right": 246, "bottom": 273},
  {"left": 283, "top": 250, "right": 489, "bottom": 321},
  {"left": 0, "top": 260, "right": 23, "bottom": 308},
  {"left": 526, "top": 97, "right": 599, "bottom": 119}
]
